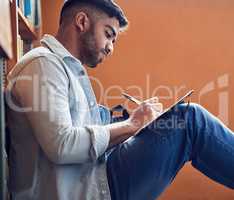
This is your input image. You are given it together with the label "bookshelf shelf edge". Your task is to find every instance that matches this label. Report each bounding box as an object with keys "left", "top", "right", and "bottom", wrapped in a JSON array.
[{"left": 18, "top": 8, "right": 37, "bottom": 40}]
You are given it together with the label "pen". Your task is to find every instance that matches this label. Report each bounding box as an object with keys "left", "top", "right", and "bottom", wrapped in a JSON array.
[
  {"left": 123, "top": 90, "right": 194, "bottom": 109},
  {"left": 122, "top": 92, "right": 142, "bottom": 105}
]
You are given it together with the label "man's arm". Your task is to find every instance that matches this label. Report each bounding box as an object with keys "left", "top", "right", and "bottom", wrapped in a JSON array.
[
  {"left": 8, "top": 56, "right": 110, "bottom": 164},
  {"left": 106, "top": 120, "right": 134, "bottom": 147},
  {"left": 8, "top": 55, "right": 162, "bottom": 164},
  {"left": 106, "top": 100, "right": 163, "bottom": 147}
]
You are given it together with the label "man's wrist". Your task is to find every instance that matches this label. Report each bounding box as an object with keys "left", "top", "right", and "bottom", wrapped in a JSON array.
[
  {"left": 124, "top": 119, "right": 140, "bottom": 135},
  {"left": 106, "top": 120, "right": 137, "bottom": 147}
]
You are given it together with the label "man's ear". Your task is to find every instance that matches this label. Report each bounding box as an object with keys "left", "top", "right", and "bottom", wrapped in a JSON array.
[{"left": 75, "top": 12, "right": 90, "bottom": 32}]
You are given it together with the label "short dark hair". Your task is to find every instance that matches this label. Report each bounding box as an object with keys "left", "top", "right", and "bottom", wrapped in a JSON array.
[{"left": 60, "top": 0, "right": 128, "bottom": 29}]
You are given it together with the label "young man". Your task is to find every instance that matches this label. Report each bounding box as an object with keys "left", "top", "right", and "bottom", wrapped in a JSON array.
[{"left": 6, "top": 0, "right": 234, "bottom": 200}]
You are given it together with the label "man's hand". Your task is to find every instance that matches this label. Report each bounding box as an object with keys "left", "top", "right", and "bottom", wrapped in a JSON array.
[
  {"left": 106, "top": 97, "right": 163, "bottom": 148},
  {"left": 126, "top": 97, "right": 163, "bottom": 134}
]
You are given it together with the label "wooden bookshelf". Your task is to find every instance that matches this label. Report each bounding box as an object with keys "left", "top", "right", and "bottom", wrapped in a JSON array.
[
  {"left": 7, "top": 0, "right": 42, "bottom": 70},
  {"left": 0, "top": 1, "right": 42, "bottom": 199},
  {"left": 0, "top": 1, "right": 12, "bottom": 199}
]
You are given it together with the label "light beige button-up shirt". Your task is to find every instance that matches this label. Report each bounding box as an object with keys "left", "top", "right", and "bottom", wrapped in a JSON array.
[{"left": 6, "top": 34, "right": 112, "bottom": 200}]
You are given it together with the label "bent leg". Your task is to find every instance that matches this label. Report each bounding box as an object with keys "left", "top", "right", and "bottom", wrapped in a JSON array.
[
  {"left": 106, "top": 103, "right": 234, "bottom": 200},
  {"left": 187, "top": 103, "right": 234, "bottom": 188}
]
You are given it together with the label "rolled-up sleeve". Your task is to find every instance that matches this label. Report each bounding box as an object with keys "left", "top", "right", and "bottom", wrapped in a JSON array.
[
  {"left": 9, "top": 55, "right": 110, "bottom": 164},
  {"left": 86, "top": 126, "right": 110, "bottom": 161}
]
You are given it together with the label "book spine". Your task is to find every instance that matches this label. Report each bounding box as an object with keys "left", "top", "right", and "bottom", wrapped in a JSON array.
[
  {"left": 18, "top": 0, "right": 41, "bottom": 27},
  {"left": 17, "top": 34, "right": 24, "bottom": 61},
  {"left": 24, "top": 0, "right": 32, "bottom": 18},
  {"left": 0, "top": 57, "right": 7, "bottom": 200},
  {"left": 0, "top": 58, "right": 7, "bottom": 88},
  {"left": 18, "top": 0, "right": 25, "bottom": 14},
  {"left": 34, "top": 0, "right": 41, "bottom": 27}
]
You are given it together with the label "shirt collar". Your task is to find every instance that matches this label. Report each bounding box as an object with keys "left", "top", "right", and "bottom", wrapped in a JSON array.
[
  {"left": 40, "top": 34, "right": 73, "bottom": 58},
  {"left": 40, "top": 34, "right": 86, "bottom": 75}
]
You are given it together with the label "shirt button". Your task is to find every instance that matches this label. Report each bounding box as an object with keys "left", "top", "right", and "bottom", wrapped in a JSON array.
[
  {"left": 101, "top": 190, "right": 106, "bottom": 194},
  {"left": 79, "top": 71, "right": 85, "bottom": 76},
  {"left": 90, "top": 101, "right": 95, "bottom": 107}
]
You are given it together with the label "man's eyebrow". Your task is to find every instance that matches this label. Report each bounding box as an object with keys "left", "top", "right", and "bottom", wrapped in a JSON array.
[{"left": 105, "top": 25, "right": 117, "bottom": 37}]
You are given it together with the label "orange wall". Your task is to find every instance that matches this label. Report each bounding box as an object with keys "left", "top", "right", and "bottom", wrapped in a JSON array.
[{"left": 41, "top": 0, "right": 234, "bottom": 199}]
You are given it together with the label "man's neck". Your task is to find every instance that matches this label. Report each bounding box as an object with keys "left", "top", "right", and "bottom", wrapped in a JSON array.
[{"left": 55, "top": 29, "right": 81, "bottom": 61}]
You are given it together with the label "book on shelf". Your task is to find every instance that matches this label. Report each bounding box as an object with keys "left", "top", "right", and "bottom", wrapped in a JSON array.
[
  {"left": 17, "top": 0, "right": 25, "bottom": 15},
  {"left": 0, "top": 58, "right": 7, "bottom": 88},
  {"left": 34, "top": 0, "right": 41, "bottom": 27},
  {"left": 17, "top": 34, "right": 24, "bottom": 61},
  {"left": 24, "top": 0, "right": 32, "bottom": 20},
  {"left": 17, "top": 0, "right": 41, "bottom": 27},
  {"left": 17, "top": 34, "right": 33, "bottom": 61},
  {"left": 0, "top": 56, "right": 8, "bottom": 200}
]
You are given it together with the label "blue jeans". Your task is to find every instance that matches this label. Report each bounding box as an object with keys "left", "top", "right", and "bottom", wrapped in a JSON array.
[{"left": 106, "top": 103, "right": 234, "bottom": 200}]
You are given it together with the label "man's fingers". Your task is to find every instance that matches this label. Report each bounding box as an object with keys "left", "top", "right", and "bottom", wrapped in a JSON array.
[
  {"left": 141, "top": 102, "right": 163, "bottom": 114},
  {"left": 143, "top": 102, "right": 163, "bottom": 111},
  {"left": 151, "top": 103, "right": 163, "bottom": 113},
  {"left": 144, "top": 97, "right": 159, "bottom": 104}
]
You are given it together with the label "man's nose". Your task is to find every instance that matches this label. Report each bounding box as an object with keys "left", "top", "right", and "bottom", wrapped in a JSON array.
[{"left": 106, "top": 43, "right": 114, "bottom": 56}]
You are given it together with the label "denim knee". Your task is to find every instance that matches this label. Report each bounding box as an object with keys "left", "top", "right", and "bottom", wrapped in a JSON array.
[
  {"left": 188, "top": 103, "right": 206, "bottom": 113},
  {"left": 176, "top": 102, "right": 204, "bottom": 112},
  {"left": 175, "top": 102, "right": 207, "bottom": 124}
]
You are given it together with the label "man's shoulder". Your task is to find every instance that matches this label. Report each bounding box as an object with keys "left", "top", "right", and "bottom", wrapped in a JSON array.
[
  {"left": 22, "top": 46, "right": 62, "bottom": 63},
  {"left": 8, "top": 46, "right": 65, "bottom": 79}
]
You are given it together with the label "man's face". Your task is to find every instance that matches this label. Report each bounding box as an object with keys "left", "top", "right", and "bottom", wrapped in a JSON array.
[{"left": 80, "top": 16, "right": 120, "bottom": 68}]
